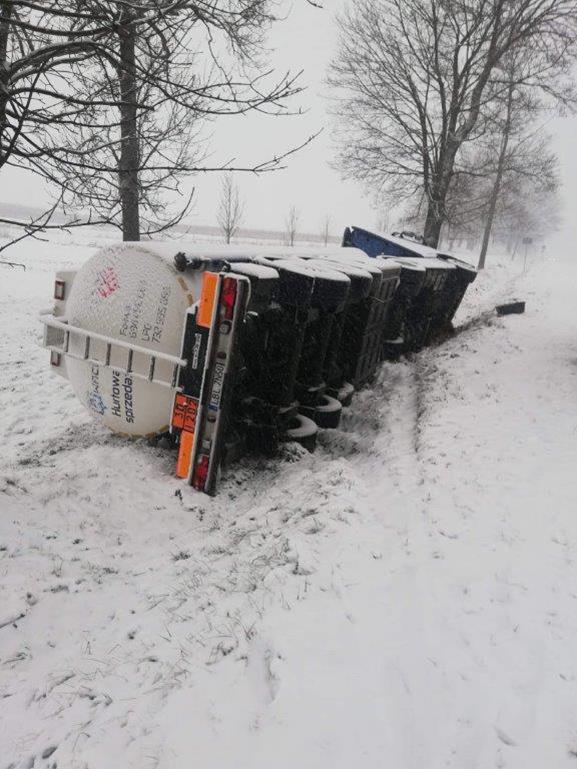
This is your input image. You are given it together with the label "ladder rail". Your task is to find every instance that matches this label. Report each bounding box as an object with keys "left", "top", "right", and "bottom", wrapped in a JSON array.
[
  {"left": 40, "top": 313, "right": 186, "bottom": 389},
  {"left": 50, "top": 348, "right": 181, "bottom": 389},
  {"left": 40, "top": 313, "right": 187, "bottom": 367}
]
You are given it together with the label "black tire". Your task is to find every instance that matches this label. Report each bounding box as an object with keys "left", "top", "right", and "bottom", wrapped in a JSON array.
[
  {"left": 282, "top": 413, "right": 318, "bottom": 452},
  {"left": 313, "top": 394, "right": 343, "bottom": 429}
]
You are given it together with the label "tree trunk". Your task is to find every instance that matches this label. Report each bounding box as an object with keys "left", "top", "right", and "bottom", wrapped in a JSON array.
[
  {"left": 423, "top": 203, "right": 443, "bottom": 248},
  {"left": 423, "top": 139, "right": 461, "bottom": 248},
  {"left": 118, "top": 15, "right": 140, "bottom": 241},
  {"left": 478, "top": 82, "right": 515, "bottom": 270},
  {"left": 0, "top": 1, "right": 12, "bottom": 169}
]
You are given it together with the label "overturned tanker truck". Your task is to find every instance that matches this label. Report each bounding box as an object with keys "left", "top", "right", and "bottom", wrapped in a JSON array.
[{"left": 40, "top": 228, "right": 477, "bottom": 495}]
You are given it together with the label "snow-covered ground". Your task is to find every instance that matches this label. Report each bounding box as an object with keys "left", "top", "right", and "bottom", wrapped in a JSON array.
[{"left": 1, "top": 234, "right": 576, "bottom": 769}]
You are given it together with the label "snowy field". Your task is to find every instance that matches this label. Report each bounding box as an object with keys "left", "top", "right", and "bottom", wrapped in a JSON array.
[{"left": 1, "top": 233, "right": 576, "bottom": 769}]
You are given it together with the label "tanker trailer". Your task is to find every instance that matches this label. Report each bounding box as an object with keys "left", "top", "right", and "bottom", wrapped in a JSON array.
[
  {"left": 40, "top": 242, "right": 266, "bottom": 493},
  {"left": 40, "top": 242, "right": 356, "bottom": 494}
]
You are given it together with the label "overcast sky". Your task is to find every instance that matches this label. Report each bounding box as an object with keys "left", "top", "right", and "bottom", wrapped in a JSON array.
[
  {"left": 1, "top": 0, "right": 576, "bottom": 247},
  {"left": 183, "top": 0, "right": 379, "bottom": 236}
]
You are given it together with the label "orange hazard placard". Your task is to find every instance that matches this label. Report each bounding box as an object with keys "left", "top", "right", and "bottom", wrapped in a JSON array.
[
  {"left": 197, "top": 272, "right": 219, "bottom": 328},
  {"left": 176, "top": 430, "right": 194, "bottom": 479},
  {"left": 172, "top": 393, "right": 198, "bottom": 432}
]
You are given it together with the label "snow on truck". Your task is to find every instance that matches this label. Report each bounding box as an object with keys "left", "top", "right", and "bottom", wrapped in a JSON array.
[{"left": 40, "top": 229, "right": 477, "bottom": 495}]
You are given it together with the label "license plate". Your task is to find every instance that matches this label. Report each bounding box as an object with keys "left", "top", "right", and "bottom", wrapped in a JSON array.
[{"left": 209, "top": 361, "right": 225, "bottom": 411}]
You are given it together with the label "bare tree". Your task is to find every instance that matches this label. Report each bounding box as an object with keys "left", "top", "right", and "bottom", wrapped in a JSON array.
[
  {"left": 0, "top": 2, "right": 191, "bottom": 241},
  {"left": 50, "top": 1, "right": 309, "bottom": 241},
  {"left": 441, "top": 51, "right": 559, "bottom": 264},
  {"left": 329, "top": 0, "right": 577, "bottom": 247},
  {"left": 479, "top": 87, "right": 517, "bottom": 269},
  {"left": 476, "top": 52, "right": 560, "bottom": 269},
  {"left": 217, "top": 174, "right": 244, "bottom": 244},
  {"left": 0, "top": 2, "right": 313, "bottom": 244},
  {"left": 285, "top": 205, "right": 299, "bottom": 247},
  {"left": 0, "top": 2, "right": 125, "bottom": 245},
  {"left": 320, "top": 214, "right": 331, "bottom": 246},
  {"left": 436, "top": 119, "right": 559, "bottom": 258}
]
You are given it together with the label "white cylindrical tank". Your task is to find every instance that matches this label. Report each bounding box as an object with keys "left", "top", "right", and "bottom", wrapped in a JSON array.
[{"left": 64, "top": 242, "right": 202, "bottom": 437}]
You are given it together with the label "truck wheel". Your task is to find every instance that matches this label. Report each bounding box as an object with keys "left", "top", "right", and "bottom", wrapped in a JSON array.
[
  {"left": 314, "top": 394, "right": 343, "bottom": 429},
  {"left": 282, "top": 413, "right": 318, "bottom": 452}
]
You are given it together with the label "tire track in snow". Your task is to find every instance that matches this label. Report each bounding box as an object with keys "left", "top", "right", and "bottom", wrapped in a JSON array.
[
  {"left": 321, "top": 358, "right": 440, "bottom": 769},
  {"left": 321, "top": 272, "right": 526, "bottom": 768}
]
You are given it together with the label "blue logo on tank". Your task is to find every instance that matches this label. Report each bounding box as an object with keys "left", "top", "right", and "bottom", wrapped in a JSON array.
[{"left": 87, "top": 391, "right": 107, "bottom": 416}]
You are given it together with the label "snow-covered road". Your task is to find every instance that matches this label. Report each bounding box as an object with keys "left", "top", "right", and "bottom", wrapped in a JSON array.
[{"left": 1, "top": 238, "right": 576, "bottom": 769}]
